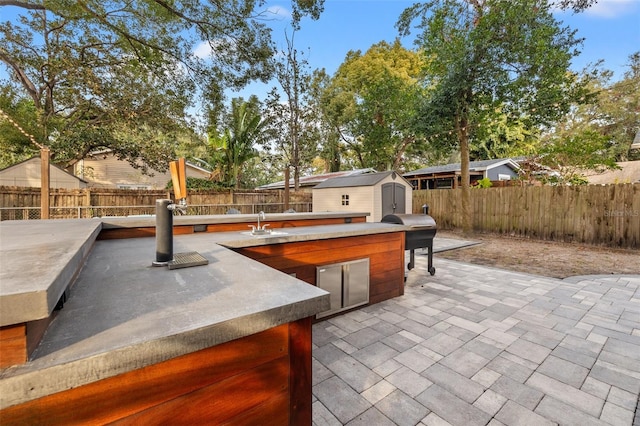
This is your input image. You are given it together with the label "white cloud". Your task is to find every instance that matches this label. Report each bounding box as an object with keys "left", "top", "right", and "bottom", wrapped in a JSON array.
[
  {"left": 193, "top": 41, "right": 213, "bottom": 59},
  {"left": 584, "top": 0, "right": 639, "bottom": 18},
  {"left": 265, "top": 5, "right": 291, "bottom": 20}
]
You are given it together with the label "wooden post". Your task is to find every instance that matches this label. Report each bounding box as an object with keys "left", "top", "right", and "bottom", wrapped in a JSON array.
[
  {"left": 84, "top": 188, "right": 91, "bottom": 218},
  {"left": 40, "top": 148, "right": 50, "bottom": 219},
  {"left": 284, "top": 166, "right": 290, "bottom": 211}
]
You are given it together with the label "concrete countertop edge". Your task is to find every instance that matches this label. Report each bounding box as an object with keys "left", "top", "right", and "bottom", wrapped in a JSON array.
[
  {"left": 218, "top": 224, "right": 407, "bottom": 248},
  {"left": 44, "top": 223, "right": 103, "bottom": 319},
  {"left": 0, "top": 221, "right": 103, "bottom": 326},
  {"left": 100, "top": 211, "right": 371, "bottom": 229},
  {"left": 0, "top": 294, "right": 329, "bottom": 409}
]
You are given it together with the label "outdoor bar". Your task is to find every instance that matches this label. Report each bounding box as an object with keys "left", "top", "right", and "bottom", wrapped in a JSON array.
[{"left": 0, "top": 212, "right": 414, "bottom": 424}]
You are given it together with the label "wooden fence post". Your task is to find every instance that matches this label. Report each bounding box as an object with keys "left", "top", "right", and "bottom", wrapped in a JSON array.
[{"left": 40, "top": 148, "right": 50, "bottom": 219}]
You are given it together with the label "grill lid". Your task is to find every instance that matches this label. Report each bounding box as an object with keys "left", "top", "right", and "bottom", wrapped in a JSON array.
[{"left": 381, "top": 214, "right": 436, "bottom": 229}]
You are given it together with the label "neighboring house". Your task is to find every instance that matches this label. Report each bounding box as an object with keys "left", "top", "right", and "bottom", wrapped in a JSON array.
[
  {"left": 631, "top": 130, "right": 640, "bottom": 151},
  {"left": 584, "top": 161, "right": 640, "bottom": 185},
  {"left": 403, "top": 158, "right": 521, "bottom": 190},
  {"left": 257, "top": 168, "right": 377, "bottom": 193},
  {"left": 74, "top": 151, "right": 211, "bottom": 189},
  {"left": 0, "top": 157, "right": 87, "bottom": 189},
  {"left": 312, "top": 171, "right": 412, "bottom": 222}
]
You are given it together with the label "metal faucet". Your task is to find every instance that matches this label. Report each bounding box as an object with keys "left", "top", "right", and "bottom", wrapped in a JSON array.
[
  {"left": 249, "top": 211, "right": 270, "bottom": 234},
  {"left": 168, "top": 198, "right": 187, "bottom": 215}
]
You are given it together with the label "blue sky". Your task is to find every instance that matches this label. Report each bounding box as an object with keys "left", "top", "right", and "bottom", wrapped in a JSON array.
[
  {"left": 2, "top": 1, "right": 638, "bottom": 102},
  {"left": 226, "top": 0, "right": 640, "bottom": 99}
]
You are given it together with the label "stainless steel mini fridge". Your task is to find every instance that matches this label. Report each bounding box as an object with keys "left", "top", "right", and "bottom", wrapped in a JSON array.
[{"left": 316, "top": 258, "right": 369, "bottom": 318}]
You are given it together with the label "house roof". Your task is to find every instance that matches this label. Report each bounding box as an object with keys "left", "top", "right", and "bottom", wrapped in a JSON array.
[
  {"left": 584, "top": 161, "right": 640, "bottom": 184},
  {"left": 313, "top": 171, "right": 407, "bottom": 189},
  {"left": 86, "top": 150, "right": 212, "bottom": 175},
  {"left": 257, "top": 168, "right": 377, "bottom": 190},
  {"left": 403, "top": 158, "right": 519, "bottom": 177},
  {"left": 631, "top": 130, "right": 640, "bottom": 150},
  {"left": 0, "top": 156, "right": 88, "bottom": 184}
]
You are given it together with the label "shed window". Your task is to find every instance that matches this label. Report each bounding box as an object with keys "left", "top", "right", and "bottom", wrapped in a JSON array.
[
  {"left": 341, "top": 194, "right": 349, "bottom": 206},
  {"left": 498, "top": 174, "right": 511, "bottom": 181}
]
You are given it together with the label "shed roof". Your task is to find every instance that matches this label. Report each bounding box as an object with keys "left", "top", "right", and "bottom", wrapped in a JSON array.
[
  {"left": 314, "top": 171, "right": 408, "bottom": 189},
  {"left": 257, "top": 168, "right": 377, "bottom": 190},
  {"left": 403, "top": 158, "right": 519, "bottom": 177}
]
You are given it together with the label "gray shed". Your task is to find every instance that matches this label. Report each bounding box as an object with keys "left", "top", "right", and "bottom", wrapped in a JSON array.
[{"left": 312, "top": 171, "right": 412, "bottom": 222}]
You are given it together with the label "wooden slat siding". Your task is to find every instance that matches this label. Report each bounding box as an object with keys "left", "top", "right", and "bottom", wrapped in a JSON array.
[
  {"left": 97, "top": 227, "right": 157, "bottom": 240},
  {"left": 219, "top": 391, "right": 290, "bottom": 426},
  {"left": 236, "top": 232, "right": 406, "bottom": 308},
  {"left": 289, "top": 317, "right": 312, "bottom": 425},
  {"left": 236, "top": 234, "right": 402, "bottom": 272},
  {"left": 0, "top": 323, "right": 305, "bottom": 425},
  {"left": 413, "top": 184, "right": 639, "bottom": 248},
  {"left": 110, "top": 359, "right": 289, "bottom": 425},
  {"left": 0, "top": 316, "right": 58, "bottom": 369},
  {"left": 276, "top": 250, "right": 403, "bottom": 288},
  {"left": 97, "top": 216, "right": 367, "bottom": 240},
  {"left": 0, "top": 324, "right": 26, "bottom": 368},
  {"left": 236, "top": 232, "right": 399, "bottom": 258}
]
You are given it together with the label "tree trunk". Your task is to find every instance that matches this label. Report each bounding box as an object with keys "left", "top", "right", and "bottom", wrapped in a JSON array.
[{"left": 458, "top": 120, "right": 471, "bottom": 235}]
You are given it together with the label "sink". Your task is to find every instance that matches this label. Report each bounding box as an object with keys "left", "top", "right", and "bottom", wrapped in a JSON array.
[{"left": 240, "top": 230, "right": 288, "bottom": 237}]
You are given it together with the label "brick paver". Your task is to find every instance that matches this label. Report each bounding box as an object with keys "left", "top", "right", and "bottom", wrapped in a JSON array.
[{"left": 312, "top": 251, "right": 640, "bottom": 425}]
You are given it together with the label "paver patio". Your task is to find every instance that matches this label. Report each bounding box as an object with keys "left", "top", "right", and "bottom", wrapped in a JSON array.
[{"left": 311, "top": 244, "right": 640, "bottom": 425}]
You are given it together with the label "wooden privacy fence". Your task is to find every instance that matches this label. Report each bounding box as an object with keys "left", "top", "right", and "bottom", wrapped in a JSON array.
[
  {"left": 413, "top": 184, "right": 640, "bottom": 248},
  {"left": 0, "top": 187, "right": 313, "bottom": 220}
]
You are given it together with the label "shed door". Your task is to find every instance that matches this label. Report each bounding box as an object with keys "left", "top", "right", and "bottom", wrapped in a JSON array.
[{"left": 382, "top": 183, "right": 406, "bottom": 217}]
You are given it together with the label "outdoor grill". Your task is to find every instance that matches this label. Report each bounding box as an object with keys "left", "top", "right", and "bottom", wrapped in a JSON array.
[{"left": 381, "top": 209, "right": 437, "bottom": 276}]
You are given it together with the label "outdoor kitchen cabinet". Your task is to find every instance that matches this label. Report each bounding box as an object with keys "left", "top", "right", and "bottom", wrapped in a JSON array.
[{"left": 316, "top": 258, "right": 369, "bottom": 318}]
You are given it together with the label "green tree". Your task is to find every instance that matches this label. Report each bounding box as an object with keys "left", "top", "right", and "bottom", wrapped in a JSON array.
[
  {"left": 571, "top": 53, "right": 639, "bottom": 161},
  {"left": 537, "top": 129, "right": 618, "bottom": 184},
  {"left": 527, "top": 52, "right": 639, "bottom": 182},
  {"left": 0, "top": 0, "right": 324, "bottom": 171},
  {"left": 308, "top": 69, "right": 343, "bottom": 173},
  {"left": 397, "top": 0, "right": 589, "bottom": 232},
  {"left": 600, "top": 53, "right": 640, "bottom": 161},
  {"left": 470, "top": 110, "right": 539, "bottom": 160},
  {"left": 320, "top": 40, "right": 427, "bottom": 171},
  {"left": 207, "top": 97, "right": 267, "bottom": 188},
  {"left": 0, "top": 86, "right": 39, "bottom": 167},
  {"left": 265, "top": 31, "right": 319, "bottom": 190}
]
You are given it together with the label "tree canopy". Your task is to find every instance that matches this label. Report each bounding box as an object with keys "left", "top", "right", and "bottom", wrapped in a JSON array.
[
  {"left": 319, "top": 40, "right": 428, "bottom": 171},
  {"left": 397, "top": 0, "right": 590, "bottom": 231},
  {"left": 204, "top": 96, "right": 269, "bottom": 188},
  {"left": 264, "top": 30, "right": 319, "bottom": 190},
  {"left": 551, "top": 52, "right": 640, "bottom": 163},
  {"left": 0, "top": 0, "right": 324, "bottom": 171}
]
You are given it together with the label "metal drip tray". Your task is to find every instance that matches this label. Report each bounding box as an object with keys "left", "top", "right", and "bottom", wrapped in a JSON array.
[{"left": 168, "top": 252, "right": 209, "bottom": 270}]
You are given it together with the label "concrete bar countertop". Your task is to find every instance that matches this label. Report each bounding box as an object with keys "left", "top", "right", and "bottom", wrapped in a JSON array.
[
  {"left": 0, "top": 216, "right": 406, "bottom": 409},
  {"left": 100, "top": 211, "right": 370, "bottom": 230},
  {"left": 0, "top": 219, "right": 102, "bottom": 325}
]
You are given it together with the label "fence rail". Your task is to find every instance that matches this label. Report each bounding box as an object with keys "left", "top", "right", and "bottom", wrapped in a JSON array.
[
  {"left": 414, "top": 183, "right": 640, "bottom": 248},
  {"left": 3, "top": 184, "right": 638, "bottom": 248},
  {"left": 0, "top": 203, "right": 313, "bottom": 221}
]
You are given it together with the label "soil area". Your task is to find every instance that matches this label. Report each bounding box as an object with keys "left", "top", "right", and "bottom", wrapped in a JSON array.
[{"left": 435, "top": 230, "right": 639, "bottom": 279}]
